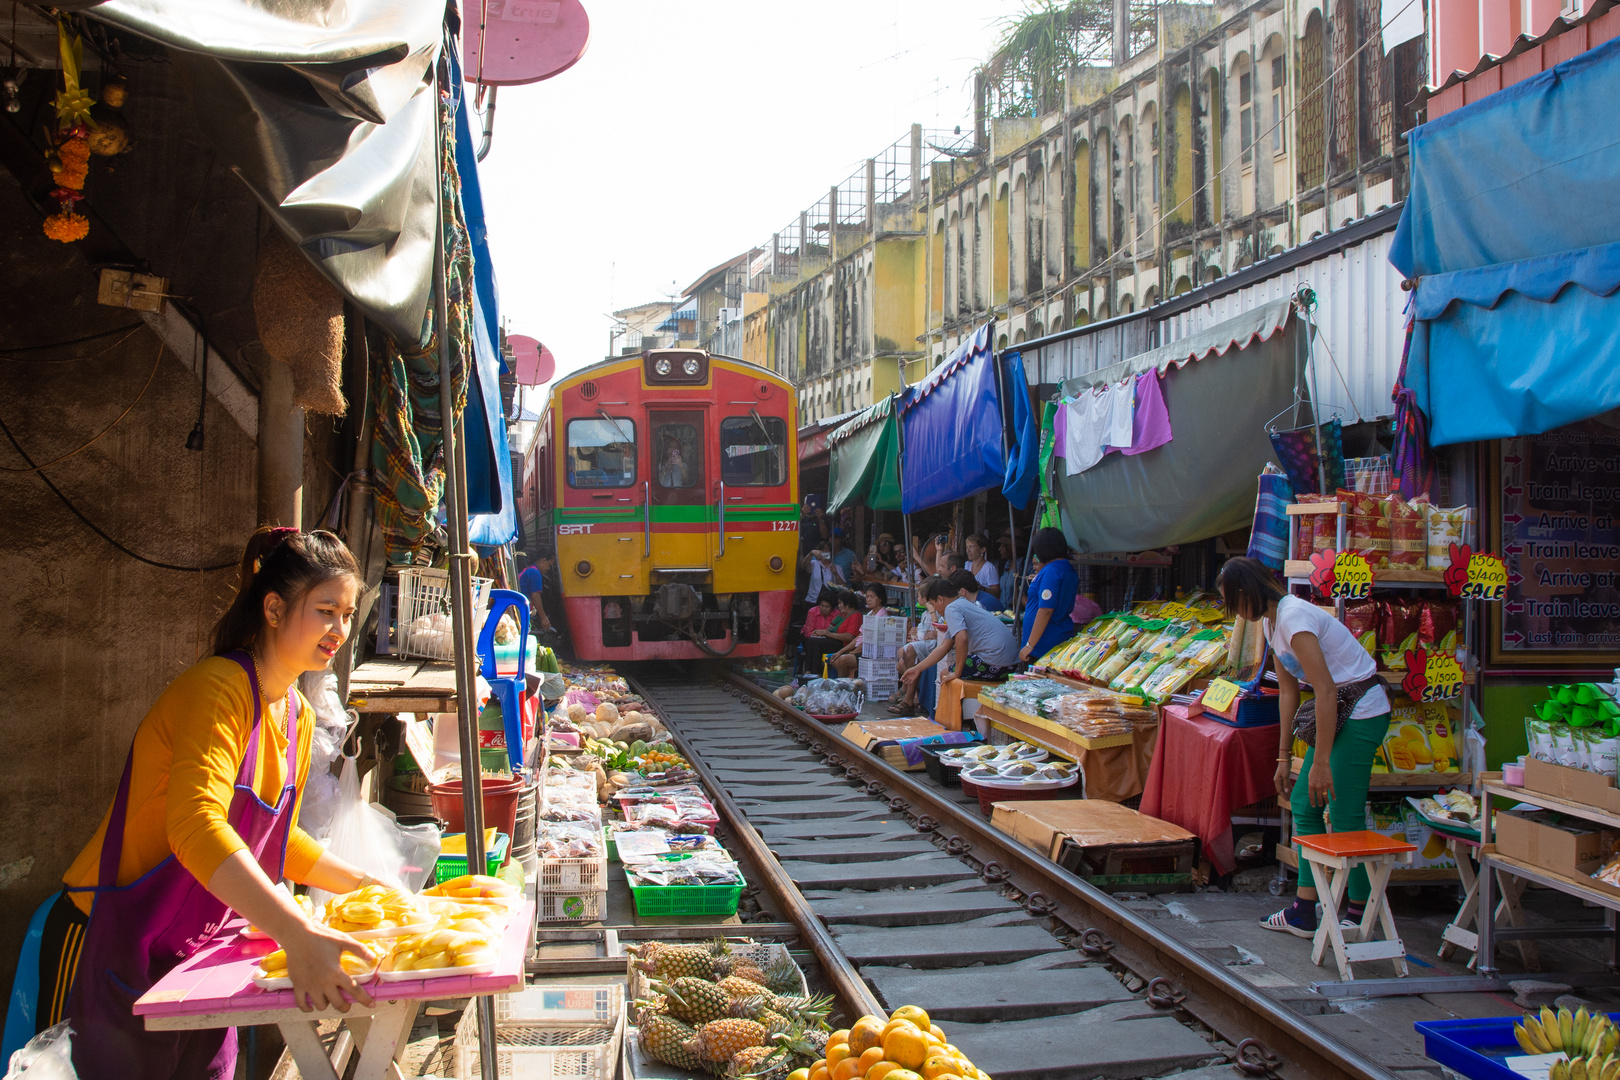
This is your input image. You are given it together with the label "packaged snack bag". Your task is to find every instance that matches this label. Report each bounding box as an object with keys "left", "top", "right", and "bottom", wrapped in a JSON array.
[
  {"left": 1525, "top": 718, "right": 1555, "bottom": 763},
  {"left": 1427, "top": 506, "right": 1471, "bottom": 569},
  {"left": 1385, "top": 494, "right": 1429, "bottom": 570},
  {"left": 1383, "top": 701, "right": 1435, "bottom": 772},
  {"left": 1344, "top": 601, "right": 1378, "bottom": 655},
  {"left": 1419, "top": 601, "right": 1459, "bottom": 656},
  {"left": 1340, "top": 489, "right": 1390, "bottom": 566},
  {"left": 1379, "top": 599, "right": 1421, "bottom": 671}
]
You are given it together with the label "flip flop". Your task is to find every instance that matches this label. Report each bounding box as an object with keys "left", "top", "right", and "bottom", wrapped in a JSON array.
[
  {"left": 886, "top": 700, "right": 916, "bottom": 715},
  {"left": 1261, "top": 908, "right": 1314, "bottom": 939}
]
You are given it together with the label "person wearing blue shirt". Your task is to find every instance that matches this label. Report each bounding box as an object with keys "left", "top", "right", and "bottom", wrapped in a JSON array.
[
  {"left": 1018, "top": 528, "right": 1078, "bottom": 663},
  {"left": 829, "top": 529, "right": 857, "bottom": 582},
  {"left": 517, "top": 554, "right": 554, "bottom": 633}
]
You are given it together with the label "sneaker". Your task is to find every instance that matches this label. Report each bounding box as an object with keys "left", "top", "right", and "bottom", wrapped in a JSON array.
[{"left": 1261, "top": 907, "right": 1315, "bottom": 939}]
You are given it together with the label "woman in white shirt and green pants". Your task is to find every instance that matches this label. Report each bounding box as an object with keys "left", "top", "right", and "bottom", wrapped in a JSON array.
[{"left": 1217, "top": 558, "right": 1391, "bottom": 939}]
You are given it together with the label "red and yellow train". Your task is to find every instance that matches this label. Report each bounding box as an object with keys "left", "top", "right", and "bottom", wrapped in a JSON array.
[{"left": 523, "top": 350, "right": 799, "bottom": 660}]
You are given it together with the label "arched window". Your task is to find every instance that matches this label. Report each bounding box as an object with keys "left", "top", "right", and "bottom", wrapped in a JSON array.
[
  {"left": 1027, "top": 157, "right": 1045, "bottom": 294},
  {"left": 1297, "top": 11, "right": 1325, "bottom": 192},
  {"left": 1072, "top": 139, "right": 1092, "bottom": 272},
  {"left": 1010, "top": 174, "right": 1027, "bottom": 298},
  {"left": 946, "top": 211, "right": 959, "bottom": 317}
]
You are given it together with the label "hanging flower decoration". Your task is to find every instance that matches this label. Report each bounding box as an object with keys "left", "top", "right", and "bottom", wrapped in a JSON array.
[{"left": 43, "top": 23, "right": 95, "bottom": 244}]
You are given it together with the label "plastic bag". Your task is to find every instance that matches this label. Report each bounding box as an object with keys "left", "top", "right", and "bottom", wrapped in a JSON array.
[
  {"left": 295, "top": 671, "right": 354, "bottom": 843},
  {"left": 309, "top": 751, "right": 440, "bottom": 908},
  {"left": 5, "top": 1022, "right": 75, "bottom": 1080}
]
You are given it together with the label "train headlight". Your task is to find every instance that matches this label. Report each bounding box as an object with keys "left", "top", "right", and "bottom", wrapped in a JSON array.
[
  {"left": 575, "top": 559, "right": 592, "bottom": 578},
  {"left": 769, "top": 556, "right": 784, "bottom": 572},
  {"left": 654, "top": 357, "right": 672, "bottom": 376},
  {"left": 682, "top": 357, "right": 701, "bottom": 375}
]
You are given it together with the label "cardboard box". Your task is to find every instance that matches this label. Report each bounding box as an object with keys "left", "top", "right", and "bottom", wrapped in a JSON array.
[
  {"left": 1523, "top": 758, "right": 1620, "bottom": 815},
  {"left": 1495, "top": 808, "right": 1619, "bottom": 877},
  {"left": 839, "top": 717, "right": 974, "bottom": 770},
  {"left": 935, "top": 678, "right": 994, "bottom": 733},
  {"left": 990, "top": 799, "right": 1194, "bottom": 862}
]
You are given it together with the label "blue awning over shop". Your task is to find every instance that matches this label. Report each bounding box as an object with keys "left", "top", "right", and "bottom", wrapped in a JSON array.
[
  {"left": 1390, "top": 34, "right": 1620, "bottom": 445},
  {"left": 898, "top": 324, "right": 1007, "bottom": 514}
]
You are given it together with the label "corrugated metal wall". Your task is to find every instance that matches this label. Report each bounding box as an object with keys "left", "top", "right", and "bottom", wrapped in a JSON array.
[
  {"left": 1020, "top": 226, "right": 1406, "bottom": 422},
  {"left": 1156, "top": 229, "right": 1405, "bottom": 422}
]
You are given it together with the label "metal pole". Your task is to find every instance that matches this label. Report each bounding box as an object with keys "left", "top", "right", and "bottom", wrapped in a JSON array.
[
  {"left": 989, "top": 323, "right": 1021, "bottom": 614},
  {"left": 891, "top": 393, "right": 917, "bottom": 625},
  {"left": 433, "top": 55, "right": 497, "bottom": 1080}
]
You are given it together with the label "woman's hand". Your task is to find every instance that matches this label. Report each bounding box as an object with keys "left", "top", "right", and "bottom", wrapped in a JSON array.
[
  {"left": 1308, "top": 759, "right": 1335, "bottom": 807},
  {"left": 1274, "top": 758, "right": 1293, "bottom": 802},
  {"left": 1018, "top": 644, "right": 1033, "bottom": 662},
  {"left": 282, "top": 922, "right": 376, "bottom": 1013}
]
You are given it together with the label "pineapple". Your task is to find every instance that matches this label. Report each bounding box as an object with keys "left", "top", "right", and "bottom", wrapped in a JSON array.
[
  {"left": 729, "top": 1042, "right": 793, "bottom": 1080},
  {"left": 763, "top": 955, "right": 802, "bottom": 996},
  {"left": 728, "top": 992, "right": 833, "bottom": 1028},
  {"left": 634, "top": 938, "right": 730, "bottom": 981},
  {"left": 793, "top": 1026, "right": 829, "bottom": 1061},
  {"left": 718, "top": 975, "right": 771, "bottom": 1000},
  {"left": 653, "top": 977, "right": 733, "bottom": 1025},
  {"left": 685, "top": 1017, "right": 769, "bottom": 1065},
  {"left": 638, "top": 1011, "right": 709, "bottom": 1072}
]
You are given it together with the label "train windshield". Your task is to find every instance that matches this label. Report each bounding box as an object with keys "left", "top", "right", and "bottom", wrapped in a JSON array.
[
  {"left": 566, "top": 416, "right": 636, "bottom": 487},
  {"left": 720, "top": 414, "right": 787, "bottom": 486}
]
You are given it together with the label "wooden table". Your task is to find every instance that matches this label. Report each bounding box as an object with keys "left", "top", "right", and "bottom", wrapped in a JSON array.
[
  {"left": 975, "top": 703, "right": 1157, "bottom": 803},
  {"left": 348, "top": 657, "right": 460, "bottom": 714},
  {"left": 134, "top": 902, "right": 532, "bottom": 1080}
]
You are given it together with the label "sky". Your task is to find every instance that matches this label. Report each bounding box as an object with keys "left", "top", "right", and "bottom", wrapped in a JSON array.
[{"left": 478, "top": 0, "right": 1023, "bottom": 405}]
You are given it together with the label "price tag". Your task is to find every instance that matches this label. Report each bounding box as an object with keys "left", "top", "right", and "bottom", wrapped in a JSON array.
[
  {"left": 1461, "top": 552, "right": 1507, "bottom": 601},
  {"left": 1400, "top": 647, "right": 1465, "bottom": 702},
  {"left": 1202, "top": 678, "right": 1243, "bottom": 714},
  {"left": 1309, "top": 548, "right": 1373, "bottom": 600}
]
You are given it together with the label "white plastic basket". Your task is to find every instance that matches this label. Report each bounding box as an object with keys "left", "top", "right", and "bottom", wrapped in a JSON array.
[
  {"left": 539, "top": 854, "right": 606, "bottom": 893},
  {"left": 536, "top": 888, "right": 607, "bottom": 923},
  {"left": 497, "top": 983, "right": 621, "bottom": 1027},
  {"left": 394, "top": 567, "right": 494, "bottom": 661},
  {"left": 455, "top": 990, "right": 624, "bottom": 1080}
]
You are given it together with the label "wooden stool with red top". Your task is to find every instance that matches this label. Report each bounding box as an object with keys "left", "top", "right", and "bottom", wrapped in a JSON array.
[{"left": 1295, "top": 830, "right": 1417, "bottom": 982}]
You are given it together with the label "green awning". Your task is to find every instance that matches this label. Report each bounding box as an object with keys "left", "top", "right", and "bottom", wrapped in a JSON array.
[{"left": 827, "top": 395, "right": 902, "bottom": 512}]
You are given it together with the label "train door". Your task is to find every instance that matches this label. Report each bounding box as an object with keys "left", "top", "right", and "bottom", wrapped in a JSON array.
[
  {"left": 647, "top": 408, "right": 707, "bottom": 570},
  {"left": 715, "top": 410, "right": 791, "bottom": 573}
]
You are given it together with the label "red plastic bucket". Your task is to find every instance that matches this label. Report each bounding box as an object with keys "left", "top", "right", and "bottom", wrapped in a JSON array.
[
  {"left": 967, "top": 776, "right": 1080, "bottom": 816},
  {"left": 427, "top": 776, "right": 525, "bottom": 840}
]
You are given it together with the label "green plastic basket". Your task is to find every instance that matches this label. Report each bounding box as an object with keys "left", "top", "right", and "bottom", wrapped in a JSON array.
[
  {"left": 432, "top": 831, "right": 509, "bottom": 885},
  {"left": 626, "top": 867, "right": 745, "bottom": 917}
]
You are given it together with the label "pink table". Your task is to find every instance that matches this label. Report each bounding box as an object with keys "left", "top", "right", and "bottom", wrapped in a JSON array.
[
  {"left": 135, "top": 901, "right": 533, "bottom": 1080},
  {"left": 1139, "top": 706, "right": 1277, "bottom": 876}
]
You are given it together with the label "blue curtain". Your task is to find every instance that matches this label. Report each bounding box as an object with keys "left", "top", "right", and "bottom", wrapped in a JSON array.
[{"left": 1001, "top": 351, "right": 1039, "bottom": 510}]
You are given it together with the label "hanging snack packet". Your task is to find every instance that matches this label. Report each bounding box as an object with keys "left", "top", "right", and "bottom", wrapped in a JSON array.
[
  {"left": 1383, "top": 700, "right": 1435, "bottom": 772},
  {"left": 1419, "top": 601, "right": 1460, "bottom": 656},
  {"left": 1427, "top": 506, "right": 1471, "bottom": 569},
  {"left": 1344, "top": 601, "right": 1378, "bottom": 655},
  {"left": 1379, "top": 600, "right": 1421, "bottom": 671},
  {"left": 1525, "top": 718, "right": 1555, "bottom": 763},
  {"left": 1385, "top": 494, "right": 1429, "bottom": 570},
  {"left": 1340, "top": 489, "right": 1390, "bottom": 567}
]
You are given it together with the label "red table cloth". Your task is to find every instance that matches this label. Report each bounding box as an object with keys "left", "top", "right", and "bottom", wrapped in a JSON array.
[{"left": 1140, "top": 706, "right": 1278, "bottom": 875}]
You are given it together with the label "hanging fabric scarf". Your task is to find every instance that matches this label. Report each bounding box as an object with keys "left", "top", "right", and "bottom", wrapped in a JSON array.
[{"left": 1390, "top": 318, "right": 1434, "bottom": 501}]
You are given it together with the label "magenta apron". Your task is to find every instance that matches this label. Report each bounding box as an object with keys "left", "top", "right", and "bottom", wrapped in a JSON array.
[{"left": 67, "top": 652, "right": 299, "bottom": 1080}]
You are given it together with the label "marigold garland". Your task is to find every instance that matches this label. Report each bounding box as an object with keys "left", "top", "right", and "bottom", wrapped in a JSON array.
[{"left": 43, "top": 212, "right": 89, "bottom": 243}]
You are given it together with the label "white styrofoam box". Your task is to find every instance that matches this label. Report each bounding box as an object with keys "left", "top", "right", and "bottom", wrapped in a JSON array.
[{"left": 863, "top": 614, "right": 909, "bottom": 644}]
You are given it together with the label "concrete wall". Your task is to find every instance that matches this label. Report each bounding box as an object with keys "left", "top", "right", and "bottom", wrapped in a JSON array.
[{"left": 0, "top": 183, "right": 259, "bottom": 983}]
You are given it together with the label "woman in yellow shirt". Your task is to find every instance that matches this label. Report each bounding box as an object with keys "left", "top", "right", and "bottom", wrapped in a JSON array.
[{"left": 38, "top": 527, "right": 377, "bottom": 1079}]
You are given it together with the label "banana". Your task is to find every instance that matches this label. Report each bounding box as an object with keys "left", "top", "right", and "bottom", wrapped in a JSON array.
[
  {"left": 1601, "top": 1025, "right": 1619, "bottom": 1057},
  {"left": 1564, "top": 1007, "right": 1578, "bottom": 1051},
  {"left": 1576, "top": 1009, "right": 1592, "bottom": 1054},
  {"left": 1519, "top": 1023, "right": 1544, "bottom": 1055},
  {"left": 1573, "top": 1058, "right": 1588, "bottom": 1080},
  {"left": 1603, "top": 1056, "right": 1620, "bottom": 1080},
  {"left": 1529, "top": 1016, "right": 1555, "bottom": 1053},
  {"left": 1548, "top": 1007, "right": 1568, "bottom": 1051},
  {"left": 1552, "top": 1060, "right": 1568, "bottom": 1080}
]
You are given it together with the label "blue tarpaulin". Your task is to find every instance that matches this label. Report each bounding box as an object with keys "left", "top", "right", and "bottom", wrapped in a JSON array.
[
  {"left": 450, "top": 47, "right": 516, "bottom": 546},
  {"left": 898, "top": 325, "right": 1005, "bottom": 514},
  {"left": 1390, "top": 34, "right": 1620, "bottom": 445},
  {"left": 1001, "top": 351, "right": 1039, "bottom": 510}
]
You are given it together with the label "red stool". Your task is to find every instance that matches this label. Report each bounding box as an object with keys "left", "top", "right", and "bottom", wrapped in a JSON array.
[{"left": 1295, "top": 830, "right": 1417, "bottom": 981}]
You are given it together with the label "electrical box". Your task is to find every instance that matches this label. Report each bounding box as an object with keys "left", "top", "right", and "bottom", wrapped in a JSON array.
[{"left": 97, "top": 269, "right": 168, "bottom": 313}]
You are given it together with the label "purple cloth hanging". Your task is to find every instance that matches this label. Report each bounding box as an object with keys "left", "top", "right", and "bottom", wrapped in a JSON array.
[{"left": 1108, "top": 370, "right": 1173, "bottom": 456}]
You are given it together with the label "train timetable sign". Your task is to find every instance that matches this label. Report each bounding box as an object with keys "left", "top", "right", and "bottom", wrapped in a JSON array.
[{"left": 1491, "top": 424, "right": 1620, "bottom": 663}]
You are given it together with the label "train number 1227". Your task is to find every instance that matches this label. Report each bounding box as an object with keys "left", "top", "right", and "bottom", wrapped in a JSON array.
[{"left": 771, "top": 520, "right": 798, "bottom": 532}]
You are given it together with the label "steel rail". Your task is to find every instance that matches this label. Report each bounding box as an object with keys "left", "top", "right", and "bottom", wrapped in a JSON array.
[
  {"left": 623, "top": 672, "right": 888, "bottom": 1022},
  {"left": 719, "top": 673, "right": 1401, "bottom": 1080}
]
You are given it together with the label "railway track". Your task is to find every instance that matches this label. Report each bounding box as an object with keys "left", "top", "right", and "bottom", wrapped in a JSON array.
[{"left": 623, "top": 666, "right": 1404, "bottom": 1080}]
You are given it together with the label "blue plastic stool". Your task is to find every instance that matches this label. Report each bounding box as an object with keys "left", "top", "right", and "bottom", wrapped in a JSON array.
[
  {"left": 2, "top": 895, "right": 54, "bottom": 1061},
  {"left": 476, "top": 589, "right": 530, "bottom": 773}
]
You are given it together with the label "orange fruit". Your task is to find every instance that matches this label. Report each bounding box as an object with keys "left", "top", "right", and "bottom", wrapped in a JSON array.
[
  {"left": 790, "top": 1072, "right": 812, "bottom": 1080},
  {"left": 849, "top": 1018, "right": 887, "bottom": 1056},
  {"left": 882, "top": 1027, "right": 931, "bottom": 1070},
  {"left": 866, "top": 1063, "right": 903, "bottom": 1080},
  {"left": 858, "top": 1048, "right": 887, "bottom": 1072},
  {"left": 881, "top": 1019, "right": 919, "bottom": 1039},
  {"left": 922, "top": 1055, "right": 962, "bottom": 1080},
  {"left": 827, "top": 1045, "right": 852, "bottom": 1069},
  {"left": 922, "top": 1032, "right": 945, "bottom": 1048},
  {"left": 890, "top": 1006, "right": 931, "bottom": 1031},
  {"left": 831, "top": 1030, "right": 852, "bottom": 1046},
  {"left": 833, "top": 1059, "right": 864, "bottom": 1080},
  {"left": 886, "top": 1071, "right": 924, "bottom": 1080},
  {"left": 929, "top": 1026, "right": 947, "bottom": 1042},
  {"left": 810, "top": 1069, "right": 829, "bottom": 1080}
]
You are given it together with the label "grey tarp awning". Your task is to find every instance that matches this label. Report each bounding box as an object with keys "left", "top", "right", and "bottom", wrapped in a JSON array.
[
  {"left": 77, "top": 0, "right": 444, "bottom": 343},
  {"left": 827, "top": 396, "right": 902, "bottom": 512},
  {"left": 1055, "top": 299, "right": 1302, "bottom": 553}
]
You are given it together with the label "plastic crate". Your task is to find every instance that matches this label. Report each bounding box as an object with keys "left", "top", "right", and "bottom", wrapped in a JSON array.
[
  {"left": 537, "top": 888, "right": 607, "bottom": 923},
  {"left": 434, "top": 832, "right": 510, "bottom": 884},
  {"left": 535, "top": 853, "right": 608, "bottom": 923},
  {"left": 395, "top": 567, "right": 494, "bottom": 661},
  {"left": 626, "top": 869, "right": 745, "bottom": 918},
  {"left": 497, "top": 984, "right": 621, "bottom": 1026},
  {"left": 455, "top": 992, "right": 624, "bottom": 1080},
  {"left": 1414, "top": 1014, "right": 1620, "bottom": 1080}
]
